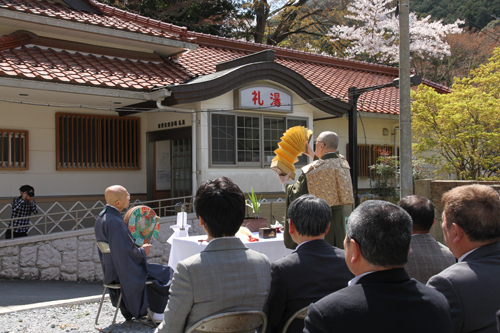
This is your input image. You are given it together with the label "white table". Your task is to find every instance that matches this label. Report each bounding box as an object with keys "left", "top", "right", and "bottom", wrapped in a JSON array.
[{"left": 168, "top": 232, "right": 292, "bottom": 270}]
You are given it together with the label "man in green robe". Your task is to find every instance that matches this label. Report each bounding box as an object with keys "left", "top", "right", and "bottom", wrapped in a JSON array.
[{"left": 278, "top": 131, "right": 354, "bottom": 249}]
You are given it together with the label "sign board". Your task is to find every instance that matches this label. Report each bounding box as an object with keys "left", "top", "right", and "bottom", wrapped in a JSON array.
[{"left": 238, "top": 86, "right": 292, "bottom": 112}]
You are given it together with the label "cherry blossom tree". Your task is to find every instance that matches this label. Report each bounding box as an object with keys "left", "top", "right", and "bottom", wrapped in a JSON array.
[{"left": 327, "top": 0, "right": 463, "bottom": 65}]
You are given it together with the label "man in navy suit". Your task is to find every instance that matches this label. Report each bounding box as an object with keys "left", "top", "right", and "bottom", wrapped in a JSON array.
[
  {"left": 427, "top": 184, "right": 500, "bottom": 333},
  {"left": 264, "top": 195, "right": 353, "bottom": 333},
  {"left": 304, "top": 200, "right": 453, "bottom": 333}
]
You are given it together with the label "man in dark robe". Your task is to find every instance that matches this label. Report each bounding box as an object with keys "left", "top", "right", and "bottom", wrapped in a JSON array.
[{"left": 95, "top": 185, "right": 173, "bottom": 323}]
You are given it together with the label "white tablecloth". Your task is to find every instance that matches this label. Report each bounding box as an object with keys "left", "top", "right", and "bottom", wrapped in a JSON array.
[{"left": 168, "top": 232, "right": 292, "bottom": 270}]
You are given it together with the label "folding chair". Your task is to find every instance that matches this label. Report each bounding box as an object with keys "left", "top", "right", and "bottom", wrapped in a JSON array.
[
  {"left": 281, "top": 306, "right": 308, "bottom": 333},
  {"left": 185, "top": 311, "right": 267, "bottom": 333},
  {"left": 94, "top": 241, "right": 153, "bottom": 333}
]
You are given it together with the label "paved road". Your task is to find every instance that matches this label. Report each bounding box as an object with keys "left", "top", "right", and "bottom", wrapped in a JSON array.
[{"left": 0, "top": 279, "right": 104, "bottom": 314}]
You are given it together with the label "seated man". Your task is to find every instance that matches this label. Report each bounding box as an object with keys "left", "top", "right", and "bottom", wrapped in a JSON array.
[
  {"left": 155, "top": 177, "right": 271, "bottom": 333},
  {"left": 94, "top": 185, "right": 173, "bottom": 323},
  {"left": 264, "top": 194, "right": 353, "bottom": 333},
  {"left": 427, "top": 184, "right": 500, "bottom": 333},
  {"left": 398, "top": 195, "right": 455, "bottom": 283},
  {"left": 304, "top": 200, "right": 453, "bottom": 333}
]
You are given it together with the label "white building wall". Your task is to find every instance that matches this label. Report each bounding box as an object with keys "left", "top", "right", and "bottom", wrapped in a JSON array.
[
  {"left": 0, "top": 101, "right": 148, "bottom": 198},
  {"left": 190, "top": 87, "right": 400, "bottom": 194},
  {"left": 314, "top": 113, "right": 400, "bottom": 190}
]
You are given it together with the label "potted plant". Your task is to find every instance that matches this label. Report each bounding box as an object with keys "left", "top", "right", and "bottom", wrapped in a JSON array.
[
  {"left": 242, "top": 187, "right": 269, "bottom": 232},
  {"left": 246, "top": 187, "right": 262, "bottom": 218}
]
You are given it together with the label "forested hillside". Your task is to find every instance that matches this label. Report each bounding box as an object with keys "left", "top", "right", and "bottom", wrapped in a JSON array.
[{"left": 410, "top": 0, "right": 500, "bottom": 30}]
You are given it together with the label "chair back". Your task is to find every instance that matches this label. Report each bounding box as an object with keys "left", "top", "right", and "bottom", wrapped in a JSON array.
[
  {"left": 96, "top": 241, "right": 111, "bottom": 254},
  {"left": 281, "top": 306, "right": 308, "bottom": 333},
  {"left": 185, "top": 311, "right": 267, "bottom": 333}
]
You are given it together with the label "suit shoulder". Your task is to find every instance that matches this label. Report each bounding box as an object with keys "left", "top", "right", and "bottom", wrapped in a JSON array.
[{"left": 246, "top": 248, "right": 271, "bottom": 264}]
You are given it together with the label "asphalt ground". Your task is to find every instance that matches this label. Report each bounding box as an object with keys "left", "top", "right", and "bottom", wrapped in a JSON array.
[{"left": 0, "top": 279, "right": 104, "bottom": 314}]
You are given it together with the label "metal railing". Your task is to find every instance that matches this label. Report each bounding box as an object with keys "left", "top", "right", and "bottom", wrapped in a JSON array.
[{"left": 0, "top": 195, "right": 195, "bottom": 239}]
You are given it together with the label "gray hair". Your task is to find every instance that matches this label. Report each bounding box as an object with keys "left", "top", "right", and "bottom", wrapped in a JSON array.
[
  {"left": 288, "top": 194, "right": 331, "bottom": 236},
  {"left": 320, "top": 131, "right": 339, "bottom": 150},
  {"left": 346, "top": 200, "right": 412, "bottom": 267}
]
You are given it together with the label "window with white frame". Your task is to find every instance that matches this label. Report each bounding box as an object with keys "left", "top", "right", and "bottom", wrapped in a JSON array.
[{"left": 211, "top": 113, "right": 308, "bottom": 167}]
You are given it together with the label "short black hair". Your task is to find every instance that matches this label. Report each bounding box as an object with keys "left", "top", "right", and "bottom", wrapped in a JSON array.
[
  {"left": 288, "top": 194, "right": 330, "bottom": 236},
  {"left": 194, "top": 177, "right": 245, "bottom": 238},
  {"left": 19, "top": 185, "right": 34, "bottom": 193},
  {"left": 346, "top": 200, "right": 412, "bottom": 267},
  {"left": 398, "top": 195, "right": 434, "bottom": 232}
]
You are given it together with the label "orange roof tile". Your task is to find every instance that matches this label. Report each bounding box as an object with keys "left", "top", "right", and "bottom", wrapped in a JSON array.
[
  {"left": 0, "top": 0, "right": 451, "bottom": 115},
  {"left": 0, "top": 42, "right": 190, "bottom": 90},
  {"left": 0, "top": 0, "right": 192, "bottom": 42}
]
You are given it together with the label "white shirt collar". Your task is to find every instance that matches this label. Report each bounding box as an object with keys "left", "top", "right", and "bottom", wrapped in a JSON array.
[
  {"left": 209, "top": 236, "right": 237, "bottom": 243},
  {"left": 348, "top": 271, "right": 375, "bottom": 286},
  {"left": 458, "top": 247, "right": 480, "bottom": 262}
]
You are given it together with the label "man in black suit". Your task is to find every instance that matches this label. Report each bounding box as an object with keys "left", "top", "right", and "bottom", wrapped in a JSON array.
[
  {"left": 304, "top": 200, "right": 453, "bottom": 333},
  {"left": 264, "top": 195, "right": 353, "bottom": 333},
  {"left": 427, "top": 184, "right": 500, "bottom": 333}
]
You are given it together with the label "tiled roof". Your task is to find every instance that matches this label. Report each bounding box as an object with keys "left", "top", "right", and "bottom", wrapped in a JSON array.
[
  {"left": 0, "top": 32, "right": 190, "bottom": 90},
  {"left": 0, "top": 0, "right": 192, "bottom": 42},
  {"left": 177, "top": 32, "right": 452, "bottom": 114},
  {"left": 0, "top": 0, "right": 451, "bottom": 115},
  {"left": 178, "top": 34, "right": 405, "bottom": 115}
]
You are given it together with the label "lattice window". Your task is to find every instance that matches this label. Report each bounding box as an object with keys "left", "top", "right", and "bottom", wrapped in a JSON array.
[
  {"left": 346, "top": 144, "right": 371, "bottom": 178},
  {"left": 56, "top": 113, "right": 140, "bottom": 170},
  {"left": 0, "top": 129, "right": 28, "bottom": 170}
]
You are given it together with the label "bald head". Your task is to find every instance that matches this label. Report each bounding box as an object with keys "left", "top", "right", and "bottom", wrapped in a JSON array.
[
  {"left": 105, "top": 185, "right": 130, "bottom": 212},
  {"left": 318, "top": 131, "right": 339, "bottom": 150},
  {"left": 315, "top": 131, "right": 339, "bottom": 158}
]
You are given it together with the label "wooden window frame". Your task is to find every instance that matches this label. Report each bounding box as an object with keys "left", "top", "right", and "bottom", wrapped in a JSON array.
[
  {"left": 56, "top": 113, "right": 141, "bottom": 170},
  {"left": 0, "top": 129, "right": 29, "bottom": 170},
  {"left": 346, "top": 144, "right": 399, "bottom": 178},
  {"left": 346, "top": 143, "right": 370, "bottom": 178}
]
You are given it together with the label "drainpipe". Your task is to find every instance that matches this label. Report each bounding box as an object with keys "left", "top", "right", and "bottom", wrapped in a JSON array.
[{"left": 156, "top": 99, "right": 198, "bottom": 199}]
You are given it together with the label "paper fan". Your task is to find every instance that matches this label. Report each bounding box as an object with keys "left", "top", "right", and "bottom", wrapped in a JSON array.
[
  {"left": 270, "top": 126, "right": 312, "bottom": 179},
  {"left": 124, "top": 206, "right": 160, "bottom": 247}
]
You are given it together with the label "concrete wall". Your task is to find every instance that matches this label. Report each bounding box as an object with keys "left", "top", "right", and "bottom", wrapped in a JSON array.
[{"left": 0, "top": 214, "right": 204, "bottom": 281}]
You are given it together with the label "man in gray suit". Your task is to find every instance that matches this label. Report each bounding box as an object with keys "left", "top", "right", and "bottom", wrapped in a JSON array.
[
  {"left": 398, "top": 195, "right": 455, "bottom": 283},
  {"left": 155, "top": 177, "right": 271, "bottom": 333},
  {"left": 427, "top": 184, "right": 500, "bottom": 333}
]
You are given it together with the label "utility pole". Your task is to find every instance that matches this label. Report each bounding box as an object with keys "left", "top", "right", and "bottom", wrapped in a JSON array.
[{"left": 399, "top": 0, "right": 412, "bottom": 198}]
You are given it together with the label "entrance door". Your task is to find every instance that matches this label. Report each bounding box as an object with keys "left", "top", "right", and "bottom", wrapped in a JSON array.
[
  {"left": 148, "top": 128, "right": 192, "bottom": 205},
  {"left": 154, "top": 139, "right": 172, "bottom": 201},
  {"left": 171, "top": 138, "right": 192, "bottom": 198}
]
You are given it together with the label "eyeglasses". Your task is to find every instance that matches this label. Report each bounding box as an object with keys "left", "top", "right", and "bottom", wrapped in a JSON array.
[{"left": 314, "top": 140, "right": 324, "bottom": 146}]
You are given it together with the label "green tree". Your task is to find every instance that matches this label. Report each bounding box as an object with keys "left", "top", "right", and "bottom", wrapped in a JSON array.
[
  {"left": 99, "top": 0, "right": 251, "bottom": 37},
  {"left": 411, "top": 47, "right": 500, "bottom": 180}
]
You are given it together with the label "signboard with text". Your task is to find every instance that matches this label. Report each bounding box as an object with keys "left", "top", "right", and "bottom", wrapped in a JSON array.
[{"left": 238, "top": 86, "right": 292, "bottom": 112}]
